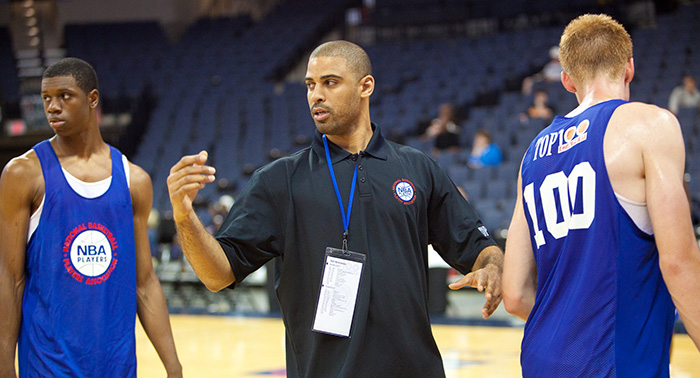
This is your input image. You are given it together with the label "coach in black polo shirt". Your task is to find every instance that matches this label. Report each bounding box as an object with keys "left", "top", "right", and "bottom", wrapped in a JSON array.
[{"left": 168, "top": 40, "right": 504, "bottom": 377}]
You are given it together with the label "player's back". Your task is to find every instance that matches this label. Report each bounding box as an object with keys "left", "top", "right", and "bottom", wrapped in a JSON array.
[{"left": 519, "top": 99, "right": 675, "bottom": 377}]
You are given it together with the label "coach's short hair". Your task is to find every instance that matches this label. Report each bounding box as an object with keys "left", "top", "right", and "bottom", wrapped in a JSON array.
[
  {"left": 43, "top": 57, "right": 99, "bottom": 95},
  {"left": 309, "top": 40, "right": 372, "bottom": 80},
  {"left": 559, "top": 14, "right": 633, "bottom": 84}
]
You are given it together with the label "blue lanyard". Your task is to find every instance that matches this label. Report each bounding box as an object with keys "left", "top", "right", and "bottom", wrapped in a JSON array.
[{"left": 322, "top": 134, "right": 358, "bottom": 250}]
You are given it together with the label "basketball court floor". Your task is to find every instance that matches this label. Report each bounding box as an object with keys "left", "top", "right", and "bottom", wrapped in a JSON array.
[{"left": 134, "top": 289, "right": 700, "bottom": 377}]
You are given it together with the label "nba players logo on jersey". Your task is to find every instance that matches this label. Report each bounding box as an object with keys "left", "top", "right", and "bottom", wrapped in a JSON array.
[{"left": 63, "top": 222, "right": 119, "bottom": 285}]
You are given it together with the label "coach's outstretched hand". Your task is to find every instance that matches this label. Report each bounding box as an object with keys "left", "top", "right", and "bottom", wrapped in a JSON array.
[
  {"left": 167, "top": 151, "right": 216, "bottom": 222},
  {"left": 448, "top": 245, "right": 504, "bottom": 319}
]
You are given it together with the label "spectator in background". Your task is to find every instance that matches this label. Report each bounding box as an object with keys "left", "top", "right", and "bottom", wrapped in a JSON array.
[
  {"left": 206, "top": 194, "right": 235, "bottom": 234},
  {"left": 522, "top": 46, "right": 563, "bottom": 95},
  {"left": 468, "top": 129, "right": 502, "bottom": 168},
  {"left": 521, "top": 89, "right": 556, "bottom": 124},
  {"left": 668, "top": 75, "right": 700, "bottom": 114},
  {"left": 421, "top": 102, "right": 461, "bottom": 156}
]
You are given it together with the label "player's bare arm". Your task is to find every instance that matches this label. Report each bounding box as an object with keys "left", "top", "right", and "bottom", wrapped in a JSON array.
[
  {"left": 449, "top": 245, "right": 504, "bottom": 319},
  {"left": 627, "top": 103, "right": 700, "bottom": 350},
  {"left": 167, "top": 151, "right": 235, "bottom": 291},
  {"left": 130, "top": 163, "right": 182, "bottom": 377},
  {"left": 0, "top": 152, "right": 42, "bottom": 377},
  {"left": 502, "top": 166, "right": 538, "bottom": 321}
]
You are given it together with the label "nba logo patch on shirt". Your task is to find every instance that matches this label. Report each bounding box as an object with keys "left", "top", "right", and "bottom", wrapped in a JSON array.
[
  {"left": 393, "top": 179, "right": 416, "bottom": 205},
  {"left": 62, "top": 222, "right": 119, "bottom": 285}
]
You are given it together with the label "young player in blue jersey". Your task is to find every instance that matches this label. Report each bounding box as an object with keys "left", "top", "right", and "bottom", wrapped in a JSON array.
[
  {"left": 0, "top": 58, "right": 182, "bottom": 377},
  {"left": 503, "top": 14, "right": 700, "bottom": 377}
]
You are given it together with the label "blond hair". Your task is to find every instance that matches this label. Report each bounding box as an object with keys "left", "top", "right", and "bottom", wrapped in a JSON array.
[{"left": 559, "top": 14, "right": 633, "bottom": 84}]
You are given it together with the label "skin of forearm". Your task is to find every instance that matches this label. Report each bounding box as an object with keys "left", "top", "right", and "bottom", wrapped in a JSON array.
[
  {"left": 0, "top": 277, "right": 23, "bottom": 378},
  {"left": 663, "top": 256, "right": 700, "bottom": 350},
  {"left": 136, "top": 276, "right": 182, "bottom": 374},
  {"left": 175, "top": 211, "right": 233, "bottom": 291}
]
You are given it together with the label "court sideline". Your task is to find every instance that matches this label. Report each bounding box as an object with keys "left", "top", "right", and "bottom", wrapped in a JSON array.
[{"left": 135, "top": 288, "right": 700, "bottom": 377}]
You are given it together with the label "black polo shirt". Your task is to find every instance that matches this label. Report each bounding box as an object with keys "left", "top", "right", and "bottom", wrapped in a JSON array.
[{"left": 216, "top": 124, "right": 496, "bottom": 378}]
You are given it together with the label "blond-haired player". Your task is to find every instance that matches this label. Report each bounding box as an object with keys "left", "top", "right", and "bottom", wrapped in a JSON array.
[{"left": 503, "top": 14, "right": 700, "bottom": 377}]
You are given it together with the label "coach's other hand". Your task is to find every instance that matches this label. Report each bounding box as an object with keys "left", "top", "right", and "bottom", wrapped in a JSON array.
[{"left": 449, "top": 262, "right": 503, "bottom": 319}]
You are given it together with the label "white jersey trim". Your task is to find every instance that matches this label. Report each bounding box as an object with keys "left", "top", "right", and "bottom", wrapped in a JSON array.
[
  {"left": 27, "top": 155, "right": 130, "bottom": 242},
  {"left": 615, "top": 192, "right": 653, "bottom": 235}
]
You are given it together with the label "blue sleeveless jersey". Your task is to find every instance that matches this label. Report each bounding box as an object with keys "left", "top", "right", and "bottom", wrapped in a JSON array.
[
  {"left": 519, "top": 100, "right": 675, "bottom": 377},
  {"left": 19, "top": 140, "right": 137, "bottom": 377}
]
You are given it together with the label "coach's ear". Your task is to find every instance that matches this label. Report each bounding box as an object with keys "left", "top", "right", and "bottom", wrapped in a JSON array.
[
  {"left": 360, "top": 75, "right": 374, "bottom": 98},
  {"left": 561, "top": 71, "right": 576, "bottom": 94}
]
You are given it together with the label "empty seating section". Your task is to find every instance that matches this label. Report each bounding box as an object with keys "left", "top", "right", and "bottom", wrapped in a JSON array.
[
  {"left": 372, "top": 0, "right": 600, "bottom": 28},
  {"left": 64, "top": 22, "right": 168, "bottom": 109},
  {"left": 15, "top": 1, "right": 698, "bottom": 232},
  {"left": 0, "top": 27, "right": 19, "bottom": 103}
]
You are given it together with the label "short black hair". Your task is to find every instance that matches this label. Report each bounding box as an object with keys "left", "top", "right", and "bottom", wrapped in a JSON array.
[
  {"left": 310, "top": 40, "right": 372, "bottom": 80},
  {"left": 43, "top": 57, "right": 99, "bottom": 94}
]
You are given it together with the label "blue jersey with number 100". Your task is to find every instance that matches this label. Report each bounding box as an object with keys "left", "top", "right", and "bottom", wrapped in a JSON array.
[{"left": 519, "top": 99, "right": 675, "bottom": 377}]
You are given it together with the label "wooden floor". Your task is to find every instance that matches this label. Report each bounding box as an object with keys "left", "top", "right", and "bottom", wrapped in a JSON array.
[{"left": 136, "top": 315, "right": 700, "bottom": 377}]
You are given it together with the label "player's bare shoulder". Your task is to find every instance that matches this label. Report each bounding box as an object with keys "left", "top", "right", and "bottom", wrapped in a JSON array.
[
  {"left": 126, "top": 159, "right": 153, "bottom": 211},
  {"left": 614, "top": 102, "right": 680, "bottom": 135},
  {"left": 127, "top": 161, "right": 152, "bottom": 191},
  {"left": 0, "top": 149, "right": 44, "bottom": 207},
  {"left": 607, "top": 101, "right": 681, "bottom": 152},
  {"left": 2, "top": 149, "right": 41, "bottom": 179}
]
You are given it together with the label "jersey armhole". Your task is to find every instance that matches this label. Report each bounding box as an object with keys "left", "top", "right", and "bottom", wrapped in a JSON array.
[
  {"left": 27, "top": 154, "right": 131, "bottom": 242},
  {"left": 615, "top": 192, "right": 653, "bottom": 235}
]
